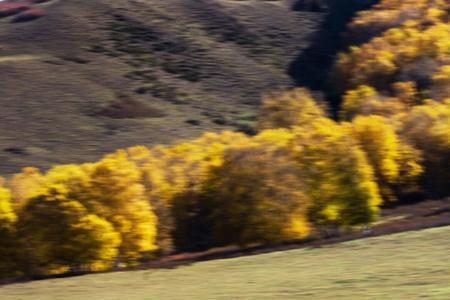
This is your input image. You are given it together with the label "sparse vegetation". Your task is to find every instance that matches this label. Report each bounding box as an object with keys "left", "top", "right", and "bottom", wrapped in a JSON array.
[{"left": 0, "top": 0, "right": 316, "bottom": 174}]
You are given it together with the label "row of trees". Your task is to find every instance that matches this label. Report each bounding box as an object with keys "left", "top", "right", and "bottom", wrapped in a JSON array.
[
  {"left": 337, "top": 0, "right": 449, "bottom": 95},
  {"left": 0, "top": 0, "right": 448, "bottom": 280},
  {"left": 1, "top": 155, "right": 157, "bottom": 277},
  {"left": 346, "top": 0, "right": 448, "bottom": 43},
  {"left": 3, "top": 86, "right": 448, "bottom": 278},
  {"left": 335, "top": 0, "right": 449, "bottom": 197}
]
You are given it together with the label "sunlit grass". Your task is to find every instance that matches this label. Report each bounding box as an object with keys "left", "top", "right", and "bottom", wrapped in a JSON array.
[
  {"left": 0, "top": 55, "right": 46, "bottom": 63},
  {"left": 1, "top": 226, "right": 449, "bottom": 300}
]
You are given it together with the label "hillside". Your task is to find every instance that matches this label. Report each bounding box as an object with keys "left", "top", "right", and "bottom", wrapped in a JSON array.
[
  {"left": 0, "top": 0, "right": 449, "bottom": 296},
  {"left": 1, "top": 225, "right": 450, "bottom": 299},
  {"left": 0, "top": 0, "right": 328, "bottom": 174}
]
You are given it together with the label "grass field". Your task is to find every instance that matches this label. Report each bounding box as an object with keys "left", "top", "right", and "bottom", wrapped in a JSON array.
[{"left": 1, "top": 226, "right": 449, "bottom": 300}]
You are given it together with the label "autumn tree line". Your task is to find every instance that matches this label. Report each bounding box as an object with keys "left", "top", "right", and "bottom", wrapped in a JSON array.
[{"left": 0, "top": 0, "right": 449, "bottom": 278}]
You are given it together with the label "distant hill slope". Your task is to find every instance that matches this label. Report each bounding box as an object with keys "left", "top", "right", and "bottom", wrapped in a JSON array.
[
  {"left": 0, "top": 0, "right": 325, "bottom": 173},
  {"left": 1, "top": 225, "right": 450, "bottom": 299}
]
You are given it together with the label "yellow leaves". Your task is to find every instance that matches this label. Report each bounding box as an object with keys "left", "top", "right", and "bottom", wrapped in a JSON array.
[
  {"left": 289, "top": 118, "right": 382, "bottom": 227},
  {"left": 86, "top": 153, "right": 157, "bottom": 261},
  {"left": 0, "top": 180, "right": 18, "bottom": 278},
  {"left": 43, "top": 164, "right": 91, "bottom": 199},
  {"left": 432, "top": 64, "right": 450, "bottom": 99},
  {"left": 127, "top": 145, "right": 151, "bottom": 158},
  {"left": 126, "top": 130, "right": 252, "bottom": 252},
  {"left": 433, "top": 65, "right": 450, "bottom": 81},
  {"left": 352, "top": 115, "right": 400, "bottom": 179},
  {"left": 92, "top": 150, "right": 142, "bottom": 191},
  {"left": 375, "top": 50, "right": 397, "bottom": 71},
  {"left": 336, "top": 18, "right": 450, "bottom": 92},
  {"left": 1, "top": 0, "right": 448, "bottom": 279},
  {"left": 287, "top": 214, "right": 311, "bottom": 238},
  {"left": 423, "top": 23, "right": 450, "bottom": 55},
  {"left": 341, "top": 85, "right": 379, "bottom": 120},
  {"left": 400, "top": 99, "right": 450, "bottom": 147},
  {"left": 0, "top": 85, "right": 428, "bottom": 275},
  {"left": 335, "top": 40, "right": 398, "bottom": 90},
  {"left": 112, "top": 215, "right": 133, "bottom": 234},
  {"left": 18, "top": 190, "right": 121, "bottom": 274},
  {"left": 392, "top": 81, "right": 418, "bottom": 106},
  {"left": 401, "top": 100, "right": 450, "bottom": 158},
  {"left": 45, "top": 164, "right": 87, "bottom": 185},
  {"left": 426, "top": 8, "right": 447, "bottom": 24},
  {"left": 0, "top": 89, "right": 428, "bottom": 279},
  {"left": 384, "top": 28, "right": 407, "bottom": 44},
  {"left": 350, "top": 115, "right": 423, "bottom": 201},
  {"left": 349, "top": 0, "right": 449, "bottom": 40},
  {"left": 322, "top": 204, "right": 341, "bottom": 222},
  {"left": 71, "top": 214, "right": 120, "bottom": 270},
  {"left": 196, "top": 137, "right": 312, "bottom": 246},
  {"left": 398, "top": 100, "right": 450, "bottom": 196},
  {"left": 9, "top": 167, "right": 45, "bottom": 210},
  {"left": 258, "top": 88, "right": 326, "bottom": 130},
  {"left": 6, "top": 149, "right": 159, "bottom": 272},
  {"left": 0, "top": 180, "right": 16, "bottom": 228},
  {"left": 335, "top": 2, "right": 448, "bottom": 202}
]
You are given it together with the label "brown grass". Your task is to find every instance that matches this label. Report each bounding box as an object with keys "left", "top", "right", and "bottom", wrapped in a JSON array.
[{"left": 0, "top": 0, "right": 325, "bottom": 174}]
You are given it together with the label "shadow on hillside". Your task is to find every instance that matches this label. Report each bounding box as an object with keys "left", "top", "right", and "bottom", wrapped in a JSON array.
[{"left": 288, "top": 0, "right": 378, "bottom": 112}]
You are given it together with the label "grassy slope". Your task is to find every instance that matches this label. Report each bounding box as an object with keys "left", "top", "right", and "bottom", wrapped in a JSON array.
[
  {"left": 0, "top": 0, "right": 323, "bottom": 174},
  {"left": 2, "top": 226, "right": 450, "bottom": 299}
]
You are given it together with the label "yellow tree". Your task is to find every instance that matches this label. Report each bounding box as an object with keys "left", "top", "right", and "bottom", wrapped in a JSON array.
[
  {"left": 8, "top": 167, "right": 45, "bottom": 211},
  {"left": 0, "top": 178, "right": 18, "bottom": 278},
  {"left": 398, "top": 99, "right": 450, "bottom": 197},
  {"left": 18, "top": 184, "right": 120, "bottom": 276},
  {"left": 348, "top": 0, "right": 448, "bottom": 42},
  {"left": 129, "top": 131, "right": 250, "bottom": 253},
  {"left": 83, "top": 150, "right": 158, "bottom": 262},
  {"left": 335, "top": 21, "right": 450, "bottom": 92},
  {"left": 349, "top": 115, "right": 423, "bottom": 201},
  {"left": 191, "top": 128, "right": 310, "bottom": 248},
  {"left": 340, "top": 85, "right": 406, "bottom": 120},
  {"left": 258, "top": 88, "right": 326, "bottom": 130},
  {"left": 290, "top": 118, "right": 382, "bottom": 233}
]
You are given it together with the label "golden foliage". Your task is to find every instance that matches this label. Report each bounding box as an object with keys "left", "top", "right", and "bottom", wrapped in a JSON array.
[
  {"left": 198, "top": 129, "right": 311, "bottom": 247},
  {"left": 290, "top": 118, "right": 382, "bottom": 229},
  {"left": 83, "top": 151, "right": 158, "bottom": 261},
  {"left": 8, "top": 156, "right": 158, "bottom": 275},
  {"left": 18, "top": 186, "right": 120, "bottom": 275},
  {"left": 432, "top": 64, "right": 450, "bottom": 99},
  {"left": 0, "top": 178, "right": 18, "bottom": 277},
  {"left": 0, "top": 179, "right": 16, "bottom": 228},
  {"left": 335, "top": 0, "right": 448, "bottom": 199},
  {"left": 392, "top": 81, "right": 419, "bottom": 106},
  {"left": 349, "top": 0, "right": 449, "bottom": 41},
  {"left": 128, "top": 131, "right": 250, "bottom": 252},
  {"left": 1, "top": 0, "right": 449, "bottom": 280},
  {"left": 340, "top": 85, "right": 408, "bottom": 120},
  {"left": 8, "top": 167, "right": 45, "bottom": 211},
  {"left": 258, "top": 88, "right": 326, "bottom": 130},
  {"left": 336, "top": 21, "right": 450, "bottom": 92},
  {"left": 398, "top": 99, "right": 450, "bottom": 196},
  {"left": 349, "top": 115, "right": 423, "bottom": 201}
]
